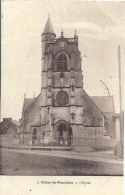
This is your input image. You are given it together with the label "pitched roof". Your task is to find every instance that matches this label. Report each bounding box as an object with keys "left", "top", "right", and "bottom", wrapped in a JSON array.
[
  {"left": 22, "top": 94, "right": 41, "bottom": 114},
  {"left": 42, "top": 16, "right": 56, "bottom": 36},
  {"left": 91, "top": 96, "right": 115, "bottom": 113},
  {"left": 22, "top": 98, "right": 35, "bottom": 114},
  {"left": 83, "top": 89, "right": 103, "bottom": 114}
]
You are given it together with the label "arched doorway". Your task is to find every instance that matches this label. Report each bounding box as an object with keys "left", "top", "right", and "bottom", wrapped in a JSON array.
[
  {"left": 32, "top": 128, "right": 37, "bottom": 144},
  {"left": 54, "top": 120, "right": 70, "bottom": 145},
  {"left": 58, "top": 123, "right": 67, "bottom": 141}
]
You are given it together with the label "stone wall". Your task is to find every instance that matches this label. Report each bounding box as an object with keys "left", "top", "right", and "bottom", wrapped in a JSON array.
[
  {"left": 23, "top": 95, "right": 41, "bottom": 132},
  {"left": 72, "top": 137, "right": 117, "bottom": 149},
  {"left": 84, "top": 127, "right": 103, "bottom": 138}
]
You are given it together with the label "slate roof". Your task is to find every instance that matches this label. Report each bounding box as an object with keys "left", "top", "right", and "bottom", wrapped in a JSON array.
[
  {"left": 22, "top": 98, "right": 36, "bottom": 114},
  {"left": 42, "top": 16, "right": 56, "bottom": 36},
  {"left": 83, "top": 90, "right": 103, "bottom": 114},
  {"left": 22, "top": 94, "right": 41, "bottom": 114},
  {"left": 91, "top": 96, "right": 115, "bottom": 113}
]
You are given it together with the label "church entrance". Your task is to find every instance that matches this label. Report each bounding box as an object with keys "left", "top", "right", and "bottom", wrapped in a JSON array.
[
  {"left": 54, "top": 120, "right": 71, "bottom": 146},
  {"left": 58, "top": 123, "right": 68, "bottom": 144}
]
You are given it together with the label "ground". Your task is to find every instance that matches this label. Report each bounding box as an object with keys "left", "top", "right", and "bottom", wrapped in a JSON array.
[{"left": 0, "top": 148, "right": 123, "bottom": 176}]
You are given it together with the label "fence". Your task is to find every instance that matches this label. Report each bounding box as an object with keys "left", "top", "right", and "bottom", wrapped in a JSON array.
[{"left": 0, "top": 134, "right": 117, "bottom": 150}]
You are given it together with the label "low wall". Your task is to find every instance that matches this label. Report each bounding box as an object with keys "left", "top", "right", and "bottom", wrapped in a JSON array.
[
  {"left": 72, "top": 137, "right": 117, "bottom": 149},
  {"left": 0, "top": 134, "right": 14, "bottom": 147},
  {"left": 84, "top": 127, "right": 103, "bottom": 138}
]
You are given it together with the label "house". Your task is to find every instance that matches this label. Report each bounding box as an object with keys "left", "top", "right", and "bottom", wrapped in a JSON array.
[{"left": 0, "top": 118, "right": 20, "bottom": 135}]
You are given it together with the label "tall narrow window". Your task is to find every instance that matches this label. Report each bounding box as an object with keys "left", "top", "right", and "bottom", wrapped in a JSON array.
[{"left": 57, "top": 54, "right": 67, "bottom": 71}]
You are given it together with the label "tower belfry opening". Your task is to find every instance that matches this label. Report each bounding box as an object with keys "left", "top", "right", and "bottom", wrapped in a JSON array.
[{"left": 57, "top": 54, "right": 67, "bottom": 71}]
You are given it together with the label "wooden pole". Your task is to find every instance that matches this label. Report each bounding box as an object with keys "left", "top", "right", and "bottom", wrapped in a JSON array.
[{"left": 118, "top": 45, "right": 123, "bottom": 158}]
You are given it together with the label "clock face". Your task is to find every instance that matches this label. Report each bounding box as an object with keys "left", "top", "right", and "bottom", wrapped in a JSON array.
[
  {"left": 56, "top": 90, "right": 69, "bottom": 106},
  {"left": 59, "top": 41, "right": 65, "bottom": 48}
]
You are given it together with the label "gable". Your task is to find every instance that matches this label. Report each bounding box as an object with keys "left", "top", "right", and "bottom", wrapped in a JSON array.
[
  {"left": 22, "top": 98, "right": 35, "bottom": 114},
  {"left": 22, "top": 94, "right": 42, "bottom": 130},
  {"left": 25, "top": 93, "right": 41, "bottom": 113},
  {"left": 83, "top": 90, "right": 102, "bottom": 115},
  {"left": 22, "top": 94, "right": 41, "bottom": 114},
  {"left": 83, "top": 90, "right": 103, "bottom": 127}
]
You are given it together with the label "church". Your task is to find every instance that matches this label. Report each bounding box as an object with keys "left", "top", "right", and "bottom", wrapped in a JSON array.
[{"left": 20, "top": 16, "right": 115, "bottom": 143}]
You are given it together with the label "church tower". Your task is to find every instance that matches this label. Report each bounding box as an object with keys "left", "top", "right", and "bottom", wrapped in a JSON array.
[
  {"left": 40, "top": 16, "right": 84, "bottom": 139},
  {"left": 21, "top": 16, "right": 115, "bottom": 142}
]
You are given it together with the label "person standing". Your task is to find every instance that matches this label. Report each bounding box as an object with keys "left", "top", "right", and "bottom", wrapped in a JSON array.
[
  {"left": 68, "top": 126, "right": 73, "bottom": 146},
  {"left": 59, "top": 129, "right": 63, "bottom": 146}
]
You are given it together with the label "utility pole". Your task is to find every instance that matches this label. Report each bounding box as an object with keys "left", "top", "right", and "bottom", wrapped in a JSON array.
[{"left": 118, "top": 45, "right": 123, "bottom": 158}]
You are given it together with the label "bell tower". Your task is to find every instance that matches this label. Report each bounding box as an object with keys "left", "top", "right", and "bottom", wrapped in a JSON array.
[{"left": 40, "top": 16, "right": 84, "bottom": 138}]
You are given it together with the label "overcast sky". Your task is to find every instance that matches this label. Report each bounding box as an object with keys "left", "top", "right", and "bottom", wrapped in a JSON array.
[{"left": 1, "top": 1, "right": 125, "bottom": 121}]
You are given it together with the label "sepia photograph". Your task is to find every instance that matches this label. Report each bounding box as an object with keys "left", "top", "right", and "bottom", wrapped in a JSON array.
[{"left": 1, "top": 0, "right": 124, "bottom": 180}]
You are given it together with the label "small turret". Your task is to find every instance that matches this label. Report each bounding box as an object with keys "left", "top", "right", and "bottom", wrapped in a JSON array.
[
  {"left": 41, "top": 15, "right": 56, "bottom": 57},
  {"left": 42, "top": 15, "right": 56, "bottom": 37}
]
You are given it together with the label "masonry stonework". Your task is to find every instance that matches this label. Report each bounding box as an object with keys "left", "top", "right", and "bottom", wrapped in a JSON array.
[{"left": 20, "top": 16, "right": 115, "bottom": 140}]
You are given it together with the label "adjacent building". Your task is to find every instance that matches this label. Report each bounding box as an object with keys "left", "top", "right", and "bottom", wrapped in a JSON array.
[{"left": 0, "top": 118, "right": 20, "bottom": 135}]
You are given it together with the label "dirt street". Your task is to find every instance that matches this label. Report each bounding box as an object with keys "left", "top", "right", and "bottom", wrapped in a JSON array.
[{"left": 0, "top": 149, "right": 123, "bottom": 176}]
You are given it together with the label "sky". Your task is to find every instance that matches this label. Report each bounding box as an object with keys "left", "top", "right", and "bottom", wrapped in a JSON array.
[{"left": 1, "top": 1, "right": 125, "bottom": 121}]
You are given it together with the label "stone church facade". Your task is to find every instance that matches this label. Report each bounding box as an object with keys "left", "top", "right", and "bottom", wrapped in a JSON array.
[{"left": 20, "top": 16, "right": 115, "bottom": 140}]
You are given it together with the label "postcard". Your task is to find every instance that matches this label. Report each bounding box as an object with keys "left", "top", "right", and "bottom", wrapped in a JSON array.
[{"left": 1, "top": 1, "right": 124, "bottom": 194}]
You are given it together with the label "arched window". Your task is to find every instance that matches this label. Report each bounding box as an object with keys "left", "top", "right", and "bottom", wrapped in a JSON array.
[{"left": 57, "top": 54, "right": 67, "bottom": 71}]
